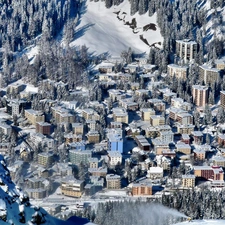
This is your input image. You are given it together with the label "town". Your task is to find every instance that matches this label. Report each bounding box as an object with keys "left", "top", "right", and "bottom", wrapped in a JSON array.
[{"left": 0, "top": 38, "right": 225, "bottom": 219}]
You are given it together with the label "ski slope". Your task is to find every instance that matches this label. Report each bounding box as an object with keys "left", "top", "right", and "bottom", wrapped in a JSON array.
[
  {"left": 71, "top": 0, "right": 163, "bottom": 56},
  {"left": 174, "top": 220, "right": 225, "bottom": 225}
]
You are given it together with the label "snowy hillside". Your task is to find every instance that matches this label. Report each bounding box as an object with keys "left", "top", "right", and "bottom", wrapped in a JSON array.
[
  {"left": 0, "top": 155, "right": 94, "bottom": 225},
  {"left": 174, "top": 220, "right": 225, "bottom": 225},
  {"left": 71, "top": 0, "right": 163, "bottom": 56},
  {"left": 198, "top": 0, "right": 225, "bottom": 44}
]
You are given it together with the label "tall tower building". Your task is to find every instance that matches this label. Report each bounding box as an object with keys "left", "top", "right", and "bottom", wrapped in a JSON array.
[
  {"left": 176, "top": 39, "right": 197, "bottom": 63},
  {"left": 220, "top": 91, "right": 225, "bottom": 109},
  {"left": 192, "top": 85, "right": 208, "bottom": 107}
]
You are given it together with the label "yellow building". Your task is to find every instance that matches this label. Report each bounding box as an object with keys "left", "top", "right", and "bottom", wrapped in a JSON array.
[
  {"left": 141, "top": 108, "right": 155, "bottom": 121},
  {"left": 182, "top": 175, "right": 195, "bottom": 188},
  {"left": 150, "top": 115, "right": 165, "bottom": 126},
  {"left": 112, "top": 108, "right": 128, "bottom": 124},
  {"left": 61, "top": 176, "right": 84, "bottom": 198},
  {"left": 87, "top": 131, "right": 100, "bottom": 144}
]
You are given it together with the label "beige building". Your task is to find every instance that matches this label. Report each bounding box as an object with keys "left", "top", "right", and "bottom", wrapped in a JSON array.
[
  {"left": 192, "top": 85, "right": 208, "bottom": 107},
  {"left": 112, "top": 108, "right": 128, "bottom": 124},
  {"left": 61, "top": 176, "right": 84, "bottom": 198},
  {"left": 25, "top": 109, "right": 45, "bottom": 125},
  {"left": 82, "top": 108, "right": 100, "bottom": 121},
  {"left": 167, "top": 64, "right": 188, "bottom": 79},
  {"left": 141, "top": 108, "right": 155, "bottom": 121},
  {"left": 51, "top": 106, "right": 75, "bottom": 123},
  {"left": 88, "top": 158, "right": 99, "bottom": 168},
  {"left": 212, "top": 156, "right": 225, "bottom": 167},
  {"left": 72, "top": 123, "right": 84, "bottom": 135},
  {"left": 194, "top": 149, "right": 205, "bottom": 160},
  {"left": 106, "top": 174, "right": 121, "bottom": 189},
  {"left": 150, "top": 115, "right": 165, "bottom": 126},
  {"left": 177, "top": 124, "right": 195, "bottom": 135},
  {"left": 176, "top": 39, "right": 197, "bottom": 63},
  {"left": 176, "top": 143, "right": 191, "bottom": 155},
  {"left": 87, "top": 131, "right": 100, "bottom": 144},
  {"left": 199, "top": 65, "right": 220, "bottom": 85},
  {"left": 215, "top": 59, "right": 225, "bottom": 70},
  {"left": 182, "top": 175, "right": 195, "bottom": 188}
]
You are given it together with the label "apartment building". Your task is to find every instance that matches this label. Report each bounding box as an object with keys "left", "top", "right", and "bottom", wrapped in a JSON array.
[
  {"left": 176, "top": 39, "right": 197, "bottom": 63},
  {"left": 107, "top": 133, "right": 123, "bottom": 153},
  {"left": 69, "top": 149, "right": 92, "bottom": 165},
  {"left": 106, "top": 174, "right": 121, "bottom": 189},
  {"left": 167, "top": 64, "right": 188, "bottom": 79},
  {"left": 112, "top": 108, "right": 128, "bottom": 124},
  {"left": 38, "top": 152, "right": 54, "bottom": 167},
  {"left": 87, "top": 131, "right": 100, "bottom": 144},
  {"left": 150, "top": 115, "right": 165, "bottom": 126},
  {"left": 192, "top": 85, "right": 208, "bottom": 107},
  {"left": 25, "top": 109, "right": 45, "bottom": 125},
  {"left": 61, "top": 176, "right": 84, "bottom": 198},
  {"left": 88, "top": 158, "right": 99, "bottom": 169},
  {"left": 218, "top": 134, "right": 225, "bottom": 147},
  {"left": 215, "top": 58, "right": 225, "bottom": 70},
  {"left": 199, "top": 65, "right": 221, "bottom": 85},
  {"left": 51, "top": 106, "right": 75, "bottom": 123},
  {"left": 212, "top": 156, "right": 225, "bottom": 167},
  {"left": 182, "top": 175, "right": 195, "bottom": 188},
  {"left": 148, "top": 167, "right": 163, "bottom": 179},
  {"left": 88, "top": 167, "right": 108, "bottom": 177},
  {"left": 72, "top": 123, "right": 84, "bottom": 135},
  {"left": 177, "top": 124, "right": 195, "bottom": 135},
  {"left": 220, "top": 91, "right": 225, "bottom": 109},
  {"left": 36, "top": 122, "right": 51, "bottom": 135},
  {"left": 194, "top": 149, "right": 205, "bottom": 160},
  {"left": 0, "top": 123, "right": 12, "bottom": 136},
  {"left": 176, "top": 143, "right": 191, "bottom": 155},
  {"left": 26, "top": 188, "right": 47, "bottom": 199},
  {"left": 141, "top": 108, "right": 155, "bottom": 121},
  {"left": 135, "top": 135, "right": 150, "bottom": 151},
  {"left": 148, "top": 99, "right": 166, "bottom": 112},
  {"left": 108, "top": 151, "right": 122, "bottom": 166},
  {"left": 191, "top": 131, "right": 203, "bottom": 145},
  {"left": 159, "top": 131, "right": 174, "bottom": 143},
  {"left": 132, "top": 181, "right": 152, "bottom": 196},
  {"left": 194, "top": 166, "right": 224, "bottom": 181}
]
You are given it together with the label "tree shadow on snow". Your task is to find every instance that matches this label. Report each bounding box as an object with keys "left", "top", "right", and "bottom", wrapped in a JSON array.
[{"left": 74, "top": 23, "right": 95, "bottom": 40}]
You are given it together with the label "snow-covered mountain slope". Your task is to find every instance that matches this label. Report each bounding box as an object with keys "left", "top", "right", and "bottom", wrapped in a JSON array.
[
  {"left": 174, "top": 220, "right": 225, "bottom": 225},
  {"left": 198, "top": 0, "right": 225, "bottom": 42},
  {"left": 0, "top": 155, "right": 94, "bottom": 225},
  {"left": 71, "top": 0, "right": 163, "bottom": 56}
]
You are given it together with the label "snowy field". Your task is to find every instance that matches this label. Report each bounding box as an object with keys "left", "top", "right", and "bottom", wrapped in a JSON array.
[
  {"left": 174, "top": 220, "right": 225, "bottom": 225},
  {"left": 71, "top": 0, "right": 163, "bottom": 56}
]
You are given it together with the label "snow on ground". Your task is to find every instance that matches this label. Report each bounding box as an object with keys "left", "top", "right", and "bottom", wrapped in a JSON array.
[
  {"left": 197, "top": 0, "right": 225, "bottom": 44},
  {"left": 174, "top": 220, "right": 225, "bottom": 225},
  {"left": 71, "top": 0, "right": 163, "bottom": 56}
]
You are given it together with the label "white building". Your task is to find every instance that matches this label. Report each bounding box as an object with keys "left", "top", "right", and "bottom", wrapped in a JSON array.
[
  {"left": 108, "top": 151, "right": 122, "bottom": 166},
  {"left": 148, "top": 167, "right": 163, "bottom": 179},
  {"left": 176, "top": 39, "right": 197, "bottom": 63},
  {"left": 159, "top": 131, "right": 174, "bottom": 143}
]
